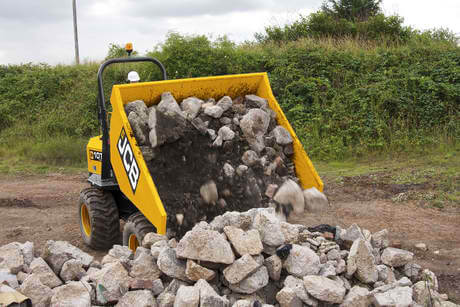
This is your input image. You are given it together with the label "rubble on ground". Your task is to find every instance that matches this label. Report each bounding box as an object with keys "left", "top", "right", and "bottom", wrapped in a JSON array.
[{"left": 1, "top": 210, "right": 458, "bottom": 307}]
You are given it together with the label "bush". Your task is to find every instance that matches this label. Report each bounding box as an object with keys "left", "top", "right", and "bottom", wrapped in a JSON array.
[
  {"left": 257, "top": 12, "right": 413, "bottom": 44},
  {"left": 0, "top": 33, "right": 458, "bottom": 162}
]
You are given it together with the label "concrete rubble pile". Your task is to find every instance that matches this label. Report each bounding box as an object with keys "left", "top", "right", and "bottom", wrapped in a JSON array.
[
  {"left": 1, "top": 209, "right": 458, "bottom": 307},
  {"left": 123, "top": 93, "right": 328, "bottom": 236}
]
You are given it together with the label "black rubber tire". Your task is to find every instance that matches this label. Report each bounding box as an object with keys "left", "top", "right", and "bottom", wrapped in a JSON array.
[
  {"left": 79, "top": 187, "right": 120, "bottom": 250},
  {"left": 123, "top": 212, "right": 156, "bottom": 250}
]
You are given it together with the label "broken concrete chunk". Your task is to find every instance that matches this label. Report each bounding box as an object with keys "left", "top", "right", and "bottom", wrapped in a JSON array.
[
  {"left": 276, "top": 287, "right": 302, "bottom": 307},
  {"left": 371, "top": 286, "right": 413, "bottom": 307},
  {"left": 142, "top": 232, "right": 168, "bottom": 249},
  {"left": 340, "top": 286, "right": 370, "bottom": 307},
  {"left": 371, "top": 229, "right": 389, "bottom": 250},
  {"left": 347, "top": 239, "right": 378, "bottom": 284},
  {"left": 130, "top": 251, "right": 162, "bottom": 281},
  {"left": 303, "top": 187, "right": 328, "bottom": 212},
  {"left": 90, "top": 261, "right": 132, "bottom": 303},
  {"left": 283, "top": 244, "right": 320, "bottom": 278},
  {"left": 157, "top": 92, "right": 184, "bottom": 117},
  {"left": 60, "top": 259, "right": 86, "bottom": 283},
  {"left": 284, "top": 275, "right": 318, "bottom": 306},
  {"left": 128, "top": 111, "right": 148, "bottom": 145},
  {"left": 339, "top": 224, "right": 365, "bottom": 249},
  {"left": 240, "top": 109, "right": 270, "bottom": 153},
  {"left": 181, "top": 97, "right": 203, "bottom": 119},
  {"left": 174, "top": 285, "right": 200, "bottom": 307},
  {"left": 216, "top": 96, "right": 233, "bottom": 112},
  {"left": 176, "top": 228, "right": 235, "bottom": 264},
  {"left": 219, "top": 126, "right": 235, "bottom": 141},
  {"left": 125, "top": 100, "right": 149, "bottom": 122},
  {"left": 195, "top": 279, "right": 229, "bottom": 307},
  {"left": 0, "top": 243, "right": 24, "bottom": 274},
  {"left": 109, "top": 245, "right": 134, "bottom": 261},
  {"left": 50, "top": 281, "right": 92, "bottom": 307},
  {"left": 30, "top": 257, "right": 63, "bottom": 288},
  {"left": 200, "top": 180, "right": 218, "bottom": 205},
  {"left": 273, "top": 180, "right": 305, "bottom": 215},
  {"left": 252, "top": 210, "right": 285, "bottom": 247},
  {"left": 157, "top": 292, "right": 176, "bottom": 307},
  {"left": 116, "top": 290, "right": 157, "bottom": 307},
  {"left": 224, "top": 254, "right": 261, "bottom": 284},
  {"left": 42, "top": 240, "right": 93, "bottom": 275},
  {"left": 229, "top": 266, "right": 269, "bottom": 294},
  {"left": 381, "top": 248, "right": 413, "bottom": 268},
  {"left": 185, "top": 259, "right": 216, "bottom": 281},
  {"left": 264, "top": 254, "right": 282, "bottom": 281},
  {"left": 376, "top": 264, "right": 396, "bottom": 284},
  {"left": 224, "top": 226, "right": 263, "bottom": 256},
  {"left": 245, "top": 95, "right": 268, "bottom": 109},
  {"left": 204, "top": 105, "right": 224, "bottom": 118},
  {"left": 271, "top": 126, "right": 292, "bottom": 145},
  {"left": 20, "top": 241, "right": 34, "bottom": 267},
  {"left": 157, "top": 247, "right": 188, "bottom": 281},
  {"left": 303, "top": 275, "right": 346, "bottom": 304},
  {"left": 20, "top": 274, "right": 53, "bottom": 307},
  {"left": 151, "top": 240, "right": 169, "bottom": 259}
]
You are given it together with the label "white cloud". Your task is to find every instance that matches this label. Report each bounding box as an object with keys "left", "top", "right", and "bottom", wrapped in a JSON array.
[{"left": 0, "top": 0, "right": 458, "bottom": 65}]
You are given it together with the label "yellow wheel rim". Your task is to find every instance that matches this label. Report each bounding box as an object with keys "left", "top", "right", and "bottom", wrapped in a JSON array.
[
  {"left": 81, "top": 203, "right": 91, "bottom": 237},
  {"left": 128, "top": 234, "right": 139, "bottom": 251}
]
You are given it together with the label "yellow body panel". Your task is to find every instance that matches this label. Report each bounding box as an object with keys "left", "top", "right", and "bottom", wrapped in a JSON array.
[
  {"left": 108, "top": 72, "right": 323, "bottom": 235},
  {"left": 87, "top": 136, "right": 102, "bottom": 175}
]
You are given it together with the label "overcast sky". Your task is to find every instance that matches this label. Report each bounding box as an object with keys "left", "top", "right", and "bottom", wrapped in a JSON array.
[{"left": 0, "top": 0, "right": 458, "bottom": 65}]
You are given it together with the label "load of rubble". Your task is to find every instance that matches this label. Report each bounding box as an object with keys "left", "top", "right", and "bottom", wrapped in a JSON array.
[
  {"left": 124, "top": 93, "right": 316, "bottom": 237},
  {"left": 1, "top": 208, "right": 458, "bottom": 307}
]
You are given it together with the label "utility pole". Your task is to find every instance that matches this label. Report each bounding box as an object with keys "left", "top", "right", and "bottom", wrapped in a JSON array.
[{"left": 72, "top": 0, "right": 80, "bottom": 64}]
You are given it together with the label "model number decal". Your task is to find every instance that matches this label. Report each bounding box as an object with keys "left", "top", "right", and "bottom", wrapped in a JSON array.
[
  {"left": 117, "top": 128, "right": 140, "bottom": 193},
  {"left": 89, "top": 150, "right": 102, "bottom": 161}
]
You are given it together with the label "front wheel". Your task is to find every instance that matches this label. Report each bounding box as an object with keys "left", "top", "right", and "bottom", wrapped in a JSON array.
[
  {"left": 79, "top": 187, "right": 120, "bottom": 250},
  {"left": 123, "top": 212, "right": 156, "bottom": 251}
]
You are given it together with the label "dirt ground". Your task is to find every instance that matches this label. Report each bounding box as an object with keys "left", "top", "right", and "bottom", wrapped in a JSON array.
[{"left": 0, "top": 172, "right": 459, "bottom": 302}]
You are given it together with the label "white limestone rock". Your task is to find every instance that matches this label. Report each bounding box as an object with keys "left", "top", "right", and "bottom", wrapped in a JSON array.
[
  {"left": 50, "top": 281, "right": 92, "bottom": 307},
  {"left": 283, "top": 244, "right": 320, "bottom": 278},
  {"left": 381, "top": 248, "right": 414, "bottom": 268},
  {"left": 224, "top": 226, "right": 263, "bottom": 256},
  {"left": 30, "top": 257, "right": 63, "bottom": 288},
  {"left": 176, "top": 228, "right": 235, "bottom": 264},
  {"left": 303, "top": 275, "right": 346, "bottom": 304},
  {"left": 116, "top": 290, "right": 157, "bottom": 307},
  {"left": 347, "top": 239, "right": 378, "bottom": 283},
  {"left": 223, "top": 254, "right": 261, "bottom": 284},
  {"left": 42, "top": 240, "right": 94, "bottom": 275},
  {"left": 274, "top": 180, "right": 305, "bottom": 215},
  {"left": 174, "top": 285, "right": 200, "bottom": 307},
  {"left": 157, "top": 246, "right": 188, "bottom": 281},
  {"left": 181, "top": 97, "right": 203, "bottom": 119}
]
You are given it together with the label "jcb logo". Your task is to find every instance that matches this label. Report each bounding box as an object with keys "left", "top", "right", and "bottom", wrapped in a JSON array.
[{"left": 117, "top": 128, "right": 140, "bottom": 193}]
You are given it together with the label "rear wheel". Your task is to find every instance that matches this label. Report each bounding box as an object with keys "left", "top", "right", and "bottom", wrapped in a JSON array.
[
  {"left": 79, "top": 187, "right": 120, "bottom": 250},
  {"left": 123, "top": 212, "right": 156, "bottom": 251}
]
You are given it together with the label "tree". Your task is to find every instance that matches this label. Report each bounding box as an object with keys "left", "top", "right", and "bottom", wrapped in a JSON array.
[{"left": 321, "top": 0, "right": 382, "bottom": 21}]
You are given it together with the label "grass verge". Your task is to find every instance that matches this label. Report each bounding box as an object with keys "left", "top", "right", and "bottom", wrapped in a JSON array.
[
  {"left": 314, "top": 143, "right": 459, "bottom": 208},
  {"left": 0, "top": 135, "right": 87, "bottom": 175}
]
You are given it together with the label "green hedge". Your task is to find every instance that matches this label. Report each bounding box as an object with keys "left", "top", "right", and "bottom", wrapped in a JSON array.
[{"left": 0, "top": 34, "right": 458, "bottom": 160}]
